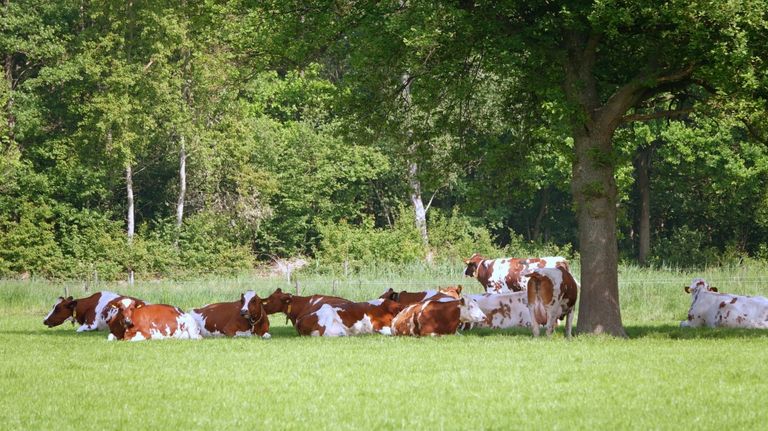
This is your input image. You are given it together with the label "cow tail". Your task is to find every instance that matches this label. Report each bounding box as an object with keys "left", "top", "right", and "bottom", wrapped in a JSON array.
[{"left": 531, "top": 283, "right": 547, "bottom": 325}]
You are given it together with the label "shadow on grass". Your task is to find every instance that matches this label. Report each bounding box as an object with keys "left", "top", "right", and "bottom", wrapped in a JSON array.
[
  {"left": 625, "top": 324, "right": 768, "bottom": 340},
  {"left": 2, "top": 324, "right": 302, "bottom": 339}
]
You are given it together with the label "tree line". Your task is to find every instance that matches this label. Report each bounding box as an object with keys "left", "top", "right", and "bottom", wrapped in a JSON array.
[{"left": 3, "top": 1, "right": 768, "bottom": 334}]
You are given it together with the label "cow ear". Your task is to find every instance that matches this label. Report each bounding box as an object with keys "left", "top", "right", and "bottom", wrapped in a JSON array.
[
  {"left": 67, "top": 300, "right": 77, "bottom": 309},
  {"left": 66, "top": 296, "right": 74, "bottom": 301},
  {"left": 463, "top": 258, "right": 470, "bottom": 264},
  {"left": 684, "top": 286, "right": 691, "bottom": 294},
  {"left": 275, "top": 288, "right": 282, "bottom": 294},
  {"left": 456, "top": 285, "right": 463, "bottom": 295},
  {"left": 710, "top": 287, "right": 718, "bottom": 292},
  {"left": 460, "top": 297, "right": 466, "bottom": 305}
]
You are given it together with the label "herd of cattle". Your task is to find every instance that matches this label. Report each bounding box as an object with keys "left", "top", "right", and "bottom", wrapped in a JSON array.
[{"left": 42, "top": 254, "right": 768, "bottom": 341}]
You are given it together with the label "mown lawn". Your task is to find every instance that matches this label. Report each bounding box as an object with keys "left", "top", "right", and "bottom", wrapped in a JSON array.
[{"left": 1, "top": 267, "right": 768, "bottom": 430}]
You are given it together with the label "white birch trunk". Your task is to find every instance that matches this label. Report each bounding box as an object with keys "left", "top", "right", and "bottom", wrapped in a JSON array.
[
  {"left": 176, "top": 136, "right": 187, "bottom": 229},
  {"left": 401, "top": 72, "right": 429, "bottom": 247}
]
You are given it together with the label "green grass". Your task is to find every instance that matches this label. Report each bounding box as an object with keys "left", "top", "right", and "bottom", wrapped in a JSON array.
[{"left": 2, "top": 265, "right": 768, "bottom": 429}]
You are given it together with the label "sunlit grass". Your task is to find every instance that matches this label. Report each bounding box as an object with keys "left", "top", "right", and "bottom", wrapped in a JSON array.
[{"left": 2, "top": 264, "right": 768, "bottom": 429}]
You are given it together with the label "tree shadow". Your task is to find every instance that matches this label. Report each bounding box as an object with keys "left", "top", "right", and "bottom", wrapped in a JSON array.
[{"left": 625, "top": 324, "right": 768, "bottom": 340}]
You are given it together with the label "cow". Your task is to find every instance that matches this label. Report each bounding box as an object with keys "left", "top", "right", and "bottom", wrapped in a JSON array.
[
  {"left": 190, "top": 291, "right": 271, "bottom": 338},
  {"left": 261, "top": 288, "right": 354, "bottom": 326},
  {"left": 463, "top": 253, "right": 569, "bottom": 293},
  {"left": 44, "top": 291, "right": 122, "bottom": 332},
  {"left": 106, "top": 298, "right": 201, "bottom": 341},
  {"left": 379, "top": 285, "right": 463, "bottom": 306},
  {"left": 391, "top": 296, "right": 486, "bottom": 336},
  {"left": 98, "top": 295, "right": 149, "bottom": 340},
  {"left": 526, "top": 266, "right": 579, "bottom": 338},
  {"left": 294, "top": 299, "right": 404, "bottom": 336},
  {"left": 681, "top": 278, "right": 768, "bottom": 329},
  {"left": 464, "top": 292, "right": 532, "bottom": 330}
]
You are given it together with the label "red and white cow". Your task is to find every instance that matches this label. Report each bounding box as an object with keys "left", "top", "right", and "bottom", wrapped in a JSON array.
[
  {"left": 261, "top": 288, "right": 354, "bottom": 327},
  {"left": 391, "top": 296, "right": 486, "bottom": 336},
  {"left": 526, "top": 267, "right": 578, "bottom": 338},
  {"left": 681, "top": 278, "right": 768, "bottom": 329},
  {"left": 379, "top": 285, "right": 463, "bottom": 306},
  {"left": 107, "top": 298, "right": 201, "bottom": 341},
  {"left": 465, "top": 292, "right": 531, "bottom": 330},
  {"left": 44, "top": 291, "right": 122, "bottom": 332},
  {"left": 463, "top": 253, "right": 569, "bottom": 293},
  {"left": 190, "top": 290, "right": 271, "bottom": 338},
  {"left": 294, "top": 299, "right": 404, "bottom": 336}
]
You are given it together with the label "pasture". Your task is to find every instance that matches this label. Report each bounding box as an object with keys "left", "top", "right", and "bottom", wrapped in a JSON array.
[{"left": 2, "top": 265, "right": 768, "bottom": 430}]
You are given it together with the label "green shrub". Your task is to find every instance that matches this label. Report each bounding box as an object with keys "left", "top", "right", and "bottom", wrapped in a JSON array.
[
  {"left": 650, "top": 225, "right": 720, "bottom": 269},
  {"left": 427, "top": 208, "right": 505, "bottom": 261}
]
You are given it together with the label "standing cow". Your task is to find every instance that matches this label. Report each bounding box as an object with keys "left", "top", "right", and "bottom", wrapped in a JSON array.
[
  {"left": 463, "top": 253, "right": 569, "bottom": 293},
  {"left": 681, "top": 278, "right": 768, "bottom": 329},
  {"left": 526, "top": 267, "right": 578, "bottom": 338}
]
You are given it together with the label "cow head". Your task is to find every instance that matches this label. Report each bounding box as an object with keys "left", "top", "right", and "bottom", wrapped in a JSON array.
[
  {"left": 240, "top": 290, "right": 267, "bottom": 324},
  {"left": 379, "top": 288, "right": 398, "bottom": 301},
  {"left": 463, "top": 254, "right": 485, "bottom": 277},
  {"left": 684, "top": 278, "right": 717, "bottom": 294},
  {"left": 110, "top": 297, "right": 143, "bottom": 328},
  {"left": 438, "top": 285, "right": 462, "bottom": 299},
  {"left": 262, "top": 288, "right": 292, "bottom": 314},
  {"left": 43, "top": 296, "right": 76, "bottom": 327},
  {"left": 458, "top": 297, "right": 486, "bottom": 323}
]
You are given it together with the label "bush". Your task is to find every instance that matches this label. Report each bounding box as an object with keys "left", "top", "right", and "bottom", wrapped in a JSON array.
[
  {"left": 650, "top": 225, "right": 720, "bottom": 269},
  {"left": 427, "top": 208, "right": 505, "bottom": 261}
]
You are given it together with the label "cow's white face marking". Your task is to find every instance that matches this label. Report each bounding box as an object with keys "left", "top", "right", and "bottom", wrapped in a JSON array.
[
  {"left": 44, "top": 298, "right": 64, "bottom": 322},
  {"left": 241, "top": 290, "right": 257, "bottom": 314},
  {"left": 459, "top": 298, "right": 487, "bottom": 323},
  {"left": 120, "top": 297, "right": 133, "bottom": 308}
]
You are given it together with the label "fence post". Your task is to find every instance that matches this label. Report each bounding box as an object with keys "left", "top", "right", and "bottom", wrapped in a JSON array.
[
  {"left": 332, "top": 279, "right": 338, "bottom": 295},
  {"left": 94, "top": 270, "right": 99, "bottom": 287},
  {"left": 294, "top": 278, "right": 300, "bottom": 296}
]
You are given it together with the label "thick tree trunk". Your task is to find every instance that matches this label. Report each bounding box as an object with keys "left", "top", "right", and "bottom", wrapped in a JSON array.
[
  {"left": 634, "top": 146, "right": 651, "bottom": 265},
  {"left": 176, "top": 136, "right": 187, "bottom": 229},
  {"left": 572, "top": 130, "right": 626, "bottom": 337}
]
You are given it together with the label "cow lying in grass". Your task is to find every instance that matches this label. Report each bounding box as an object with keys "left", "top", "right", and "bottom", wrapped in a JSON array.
[
  {"left": 106, "top": 298, "right": 201, "bottom": 341},
  {"left": 261, "top": 288, "right": 353, "bottom": 327},
  {"left": 526, "top": 267, "right": 578, "bottom": 338},
  {"left": 190, "top": 290, "right": 271, "bottom": 338},
  {"left": 465, "top": 292, "right": 532, "bottom": 330},
  {"left": 294, "top": 299, "right": 404, "bottom": 336},
  {"left": 379, "top": 285, "right": 463, "bottom": 306},
  {"left": 681, "top": 278, "right": 768, "bottom": 329},
  {"left": 44, "top": 291, "right": 147, "bottom": 333},
  {"left": 391, "top": 296, "right": 486, "bottom": 336},
  {"left": 463, "top": 253, "right": 569, "bottom": 293}
]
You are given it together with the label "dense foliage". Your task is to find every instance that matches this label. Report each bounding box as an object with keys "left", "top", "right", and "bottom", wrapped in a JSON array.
[{"left": 2, "top": 1, "right": 768, "bottom": 280}]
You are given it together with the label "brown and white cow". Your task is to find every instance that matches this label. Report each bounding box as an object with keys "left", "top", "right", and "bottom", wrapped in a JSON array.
[
  {"left": 391, "top": 296, "right": 486, "bottom": 336},
  {"left": 190, "top": 291, "right": 271, "bottom": 338},
  {"left": 294, "top": 299, "right": 404, "bottom": 336},
  {"left": 681, "top": 278, "right": 768, "bottom": 329},
  {"left": 261, "top": 288, "right": 353, "bottom": 326},
  {"left": 379, "top": 285, "right": 463, "bottom": 306},
  {"left": 463, "top": 253, "right": 569, "bottom": 293},
  {"left": 465, "top": 292, "right": 532, "bottom": 330},
  {"left": 526, "top": 267, "right": 578, "bottom": 338},
  {"left": 44, "top": 291, "right": 122, "bottom": 332},
  {"left": 106, "top": 298, "right": 201, "bottom": 341}
]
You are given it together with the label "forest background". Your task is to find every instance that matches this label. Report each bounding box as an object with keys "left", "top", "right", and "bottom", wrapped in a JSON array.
[{"left": 3, "top": 0, "right": 768, "bottom": 287}]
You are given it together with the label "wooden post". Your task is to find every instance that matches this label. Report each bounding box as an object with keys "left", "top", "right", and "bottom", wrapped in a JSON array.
[
  {"left": 332, "top": 280, "right": 338, "bottom": 295},
  {"left": 94, "top": 270, "right": 99, "bottom": 287},
  {"left": 64, "top": 286, "right": 69, "bottom": 298},
  {"left": 294, "top": 278, "right": 300, "bottom": 296}
]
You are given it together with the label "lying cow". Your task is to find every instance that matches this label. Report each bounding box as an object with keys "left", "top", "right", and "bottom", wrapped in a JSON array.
[
  {"left": 463, "top": 253, "right": 569, "bottom": 293},
  {"left": 391, "top": 296, "right": 486, "bottom": 336},
  {"left": 681, "top": 278, "right": 768, "bottom": 329},
  {"left": 44, "top": 291, "right": 123, "bottom": 332},
  {"left": 294, "top": 299, "right": 404, "bottom": 336},
  {"left": 107, "top": 298, "right": 201, "bottom": 341},
  {"left": 465, "top": 292, "right": 531, "bottom": 330},
  {"left": 190, "top": 290, "right": 271, "bottom": 338},
  {"left": 262, "top": 288, "right": 353, "bottom": 326},
  {"left": 526, "top": 267, "right": 578, "bottom": 338},
  {"left": 379, "top": 286, "right": 463, "bottom": 306}
]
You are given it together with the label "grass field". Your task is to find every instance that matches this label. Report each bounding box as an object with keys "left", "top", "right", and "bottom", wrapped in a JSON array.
[{"left": 2, "top": 265, "right": 768, "bottom": 430}]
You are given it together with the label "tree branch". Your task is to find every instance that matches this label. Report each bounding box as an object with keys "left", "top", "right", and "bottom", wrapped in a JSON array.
[{"left": 621, "top": 108, "right": 693, "bottom": 124}]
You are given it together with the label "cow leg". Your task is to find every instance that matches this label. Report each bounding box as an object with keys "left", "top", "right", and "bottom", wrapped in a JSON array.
[
  {"left": 530, "top": 312, "right": 541, "bottom": 337},
  {"left": 564, "top": 309, "right": 574, "bottom": 339},
  {"left": 76, "top": 323, "right": 96, "bottom": 332}
]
